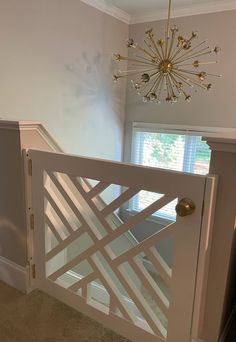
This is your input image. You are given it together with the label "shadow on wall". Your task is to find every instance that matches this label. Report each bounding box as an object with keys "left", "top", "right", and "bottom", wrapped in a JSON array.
[{"left": 63, "top": 52, "right": 125, "bottom": 125}]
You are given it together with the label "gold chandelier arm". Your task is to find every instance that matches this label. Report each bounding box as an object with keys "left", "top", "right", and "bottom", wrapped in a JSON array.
[
  {"left": 174, "top": 68, "right": 221, "bottom": 79},
  {"left": 172, "top": 71, "right": 208, "bottom": 90},
  {"left": 177, "top": 61, "right": 218, "bottom": 68},
  {"left": 144, "top": 40, "right": 160, "bottom": 60},
  {"left": 164, "top": 75, "right": 171, "bottom": 99},
  {"left": 169, "top": 45, "right": 186, "bottom": 63},
  {"left": 167, "top": 29, "right": 177, "bottom": 59},
  {"left": 167, "top": 74, "right": 176, "bottom": 97},
  {"left": 135, "top": 44, "right": 156, "bottom": 59},
  {"left": 169, "top": 74, "right": 183, "bottom": 94},
  {"left": 147, "top": 74, "right": 162, "bottom": 95},
  {"left": 173, "top": 50, "right": 213, "bottom": 65},
  {"left": 170, "top": 40, "right": 207, "bottom": 63},
  {"left": 116, "top": 55, "right": 156, "bottom": 67},
  {"left": 172, "top": 71, "right": 195, "bottom": 87},
  {"left": 173, "top": 68, "right": 201, "bottom": 77},
  {"left": 172, "top": 44, "right": 209, "bottom": 64},
  {"left": 117, "top": 67, "right": 159, "bottom": 77},
  {"left": 157, "top": 75, "right": 165, "bottom": 101},
  {"left": 160, "top": 44, "right": 165, "bottom": 59},
  {"left": 135, "top": 54, "right": 155, "bottom": 63},
  {"left": 147, "top": 33, "right": 163, "bottom": 60},
  {"left": 118, "top": 68, "right": 156, "bottom": 74},
  {"left": 205, "top": 72, "right": 222, "bottom": 78},
  {"left": 153, "top": 74, "right": 164, "bottom": 93}
]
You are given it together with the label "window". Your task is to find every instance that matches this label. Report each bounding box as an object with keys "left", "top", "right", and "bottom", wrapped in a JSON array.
[{"left": 130, "top": 125, "right": 212, "bottom": 221}]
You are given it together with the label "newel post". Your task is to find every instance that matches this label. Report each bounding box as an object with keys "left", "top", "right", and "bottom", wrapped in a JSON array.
[{"left": 201, "top": 136, "right": 236, "bottom": 342}]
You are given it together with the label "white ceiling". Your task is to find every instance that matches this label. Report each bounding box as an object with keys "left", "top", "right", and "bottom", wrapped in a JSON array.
[
  {"left": 106, "top": 0, "right": 223, "bottom": 15},
  {"left": 81, "top": 0, "right": 236, "bottom": 24}
]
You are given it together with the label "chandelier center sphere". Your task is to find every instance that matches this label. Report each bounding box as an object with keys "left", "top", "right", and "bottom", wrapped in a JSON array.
[{"left": 158, "top": 60, "right": 173, "bottom": 75}]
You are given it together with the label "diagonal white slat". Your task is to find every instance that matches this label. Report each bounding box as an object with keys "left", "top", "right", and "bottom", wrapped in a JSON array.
[
  {"left": 48, "top": 243, "right": 98, "bottom": 281},
  {"left": 100, "top": 188, "right": 139, "bottom": 217},
  {"left": 46, "top": 225, "right": 86, "bottom": 262},
  {"left": 52, "top": 174, "right": 112, "bottom": 240},
  {"left": 45, "top": 214, "right": 64, "bottom": 243},
  {"left": 89, "top": 255, "right": 136, "bottom": 323},
  {"left": 82, "top": 283, "right": 91, "bottom": 300},
  {"left": 145, "top": 248, "right": 172, "bottom": 286},
  {"left": 133, "top": 256, "right": 169, "bottom": 310},
  {"left": 86, "top": 180, "right": 109, "bottom": 199},
  {"left": 48, "top": 172, "right": 105, "bottom": 240},
  {"left": 47, "top": 204, "right": 173, "bottom": 282},
  {"left": 109, "top": 298, "right": 120, "bottom": 317},
  {"left": 114, "top": 262, "right": 167, "bottom": 338},
  {"left": 44, "top": 188, "right": 75, "bottom": 235},
  {"left": 97, "top": 247, "right": 167, "bottom": 338},
  {"left": 111, "top": 222, "right": 174, "bottom": 282},
  {"left": 68, "top": 175, "right": 114, "bottom": 233},
  {"left": 149, "top": 246, "right": 172, "bottom": 278},
  {"left": 102, "top": 195, "right": 175, "bottom": 246},
  {"left": 129, "top": 257, "right": 169, "bottom": 317},
  {"left": 68, "top": 272, "right": 97, "bottom": 292},
  {"left": 45, "top": 209, "right": 70, "bottom": 240},
  {"left": 47, "top": 209, "right": 117, "bottom": 281},
  {"left": 48, "top": 172, "right": 88, "bottom": 226}
]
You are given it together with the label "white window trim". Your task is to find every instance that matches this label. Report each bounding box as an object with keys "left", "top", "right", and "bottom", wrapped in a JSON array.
[
  {"left": 132, "top": 122, "right": 235, "bottom": 136},
  {"left": 129, "top": 122, "right": 227, "bottom": 222}
]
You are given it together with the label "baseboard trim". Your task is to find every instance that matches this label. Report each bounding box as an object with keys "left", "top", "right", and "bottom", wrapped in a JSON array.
[{"left": 0, "top": 256, "right": 29, "bottom": 293}]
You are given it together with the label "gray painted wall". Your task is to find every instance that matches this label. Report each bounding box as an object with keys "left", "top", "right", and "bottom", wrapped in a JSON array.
[
  {"left": 0, "top": 126, "right": 26, "bottom": 266},
  {"left": 0, "top": 0, "right": 128, "bottom": 268},
  {"left": 0, "top": 0, "right": 128, "bottom": 162},
  {"left": 124, "top": 10, "right": 236, "bottom": 162}
]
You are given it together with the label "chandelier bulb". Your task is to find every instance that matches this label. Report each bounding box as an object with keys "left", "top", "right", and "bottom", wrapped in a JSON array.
[
  {"left": 126, "top": 38, "right": 135, "bottom": 48},
  {"left": 185, "top": 95, "right": 192, "bottom": 102},
  {"left": 150, "top": 93, "right": 157, "bottom": 101},
  {"left": 143, "top": 95, "right": 150, "bottom": 103},
  {"left": 214, "top": 46, "right": 221, "bottom": 54}
]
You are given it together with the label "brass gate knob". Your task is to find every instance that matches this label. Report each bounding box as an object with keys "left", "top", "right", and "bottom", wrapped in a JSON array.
[{"left": 175, "top": 198, "right": 196, "bottom": 217}]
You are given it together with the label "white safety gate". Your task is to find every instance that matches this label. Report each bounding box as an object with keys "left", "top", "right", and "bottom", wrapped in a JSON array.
[{"left": 28, "top": 149, "right": 216, "bottom": 342}]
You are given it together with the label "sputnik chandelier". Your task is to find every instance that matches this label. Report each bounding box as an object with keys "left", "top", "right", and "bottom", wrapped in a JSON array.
[{"left": 113, "top": 0, "right": 221, "bottom": 104}]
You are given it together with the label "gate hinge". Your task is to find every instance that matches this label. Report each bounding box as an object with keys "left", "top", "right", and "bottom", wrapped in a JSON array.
[
  {"left": 28, "top": 159, "right": 33, "bottom": 176},
  {"left": 30, "top": 214, "right": 35, "bottom": 230},
  {"left": 32, "top": 264, "right": 36, "bottom": 279}
]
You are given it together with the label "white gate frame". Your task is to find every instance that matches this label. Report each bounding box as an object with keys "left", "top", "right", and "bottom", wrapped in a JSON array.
[
  {"left": 191, "top": 176, "right": 218, "bottom": 342},
  {"left": 24, "top": 149, "right": 218, "bottom": 342}
]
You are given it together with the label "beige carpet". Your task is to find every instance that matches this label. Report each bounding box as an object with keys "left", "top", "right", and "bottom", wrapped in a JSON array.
[{"left": 0, "top": 281, "right": 130, "bottom": 342}]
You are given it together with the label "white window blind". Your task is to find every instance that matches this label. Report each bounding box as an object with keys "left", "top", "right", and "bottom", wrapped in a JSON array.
[{"left": 131, "top": 129, "right": 211, "bottom": 221}]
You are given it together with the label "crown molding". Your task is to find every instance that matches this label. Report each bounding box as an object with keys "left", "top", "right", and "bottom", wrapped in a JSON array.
[
  {"left": 79, "top": 0, "right": 236, "bottom": 25},
  {"left": 130, "top": 1, "right": 236, "bottom": 24},
  {"left": 80, "top": 0, "right": 131, "bottom": 24}
]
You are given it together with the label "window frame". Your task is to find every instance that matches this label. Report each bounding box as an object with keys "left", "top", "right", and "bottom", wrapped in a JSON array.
[{"left": 129, "top": 122, "right": 220, "bottom": 222}]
